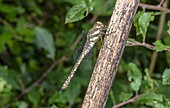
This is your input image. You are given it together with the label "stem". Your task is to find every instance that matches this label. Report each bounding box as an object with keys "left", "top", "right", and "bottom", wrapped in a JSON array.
[
  {"left": 127, "top": 41, "right": 155, "bottom": 50},
  {"left": 82, "top": 0, "right": 139, "bottom": 107},
  {"left": 149, "top": 0, "right": 169, "bottom": 73},
  {"left": 138, "top": 3, "right": 170, "bottom": 13},
  {"left": 112, "top": 93, "right": 142, "bottom": 108}
]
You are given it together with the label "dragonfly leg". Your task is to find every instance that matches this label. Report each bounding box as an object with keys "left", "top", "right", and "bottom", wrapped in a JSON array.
[{"left": 100, "top": 31, "right": 106, "bottom": 42}]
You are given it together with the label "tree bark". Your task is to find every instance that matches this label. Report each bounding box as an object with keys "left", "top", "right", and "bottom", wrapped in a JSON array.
[{"left": 82, "top": 0, "right": 140, "bottom": 108}]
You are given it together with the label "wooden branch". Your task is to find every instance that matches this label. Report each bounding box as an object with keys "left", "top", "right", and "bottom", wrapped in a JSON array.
[
  {"left": 149, "top": 0, "right": 169, "bottom": 73},
  {"left": 112, "top": 92, "right": 142, "bottom": 108},
  {"left": 82, "top": 0, "right": 140, "bottom": 108},
  {"left": 139, "top": 3, "right": 170, "bottom": 13}
]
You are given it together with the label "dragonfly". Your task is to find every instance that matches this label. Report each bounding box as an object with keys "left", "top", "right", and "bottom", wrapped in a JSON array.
[{"left": 60, "top": 21, "right": 106, "bottom": 92}]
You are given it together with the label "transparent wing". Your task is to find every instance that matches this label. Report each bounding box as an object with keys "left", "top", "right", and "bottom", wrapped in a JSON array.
[
  {"left": 73, "top": 46, "right": 83, "bottom": 62},
  {"left": 73, "top": 31, "right": 92, "bottom": 62},
  {"left": 84, "top": 50, "right": 92, "bottom": 60}
]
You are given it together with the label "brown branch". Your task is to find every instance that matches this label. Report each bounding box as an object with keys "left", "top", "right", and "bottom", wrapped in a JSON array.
[
  {"left": 23, "top": 56, "right": 68, "bottom": 94},
  {"left": 138, "top": 3, "right": 170, "bottom": 13},
  {"left": 18, "top": 78, "right": 26, "bottom": 93},
  {"left": 149, "top": 0, "right": 169, "bottom": 73},
  {"left": 112, "top": 93, "right": 142, "bottom": 108},
  {"left": 70, "top": 33, "right": 82, "bottom": 50},
  {"left": 82, "top": 0, "right": 140, "bottom": 107},
  {"left": 127, "top": 41, "right": 155, "bottom": 50},
  {"left": 158, "top": 0, "right": 165, "bottom": 7},
  {"left": 127, "top": 40, "right": 170, "bottom": 52}
]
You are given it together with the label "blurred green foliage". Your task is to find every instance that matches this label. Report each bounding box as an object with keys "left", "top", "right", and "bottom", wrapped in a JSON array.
[{"left": 0, "top": 0, "right": 170, "bottom": 108}]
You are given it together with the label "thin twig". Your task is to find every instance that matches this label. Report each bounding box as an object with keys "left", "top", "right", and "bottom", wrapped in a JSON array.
[
  {"left": 138, "top": 3, "right": 170, "bottom": 13},
  {"left": 127, "top": 40, "right": 170, "bottom": 52},
  {"left": 112, "top": 93, "right": 142, "bottom": 108},
  {"left": 127, "top": 41, "right": 155, "bottom": 50},
  {"left": 149, "top": 0, "right": 169, "bottom": 73},
  {"left": 158, "top": 0, "right": 165, "bottom": 7},
  {"left": 23, "top": 56, "right": 68, "bottom": 94},
  {"left": 18, "top": 78, "right": 26, "bottom": 93},
  {"left": 70, "top": 34, "right": 82, "bottom": 51}
]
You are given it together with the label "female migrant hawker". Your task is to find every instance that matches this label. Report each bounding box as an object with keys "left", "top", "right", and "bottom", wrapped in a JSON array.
[{"left": 60, "top": 21, "right": 106, "bottom": 92}]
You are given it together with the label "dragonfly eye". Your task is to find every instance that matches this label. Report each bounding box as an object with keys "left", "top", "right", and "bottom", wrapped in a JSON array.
[
  {"left": 95, "top": 21, "right": 104, "bottom": 29},
  {"left": 96, "top": 21, "right": 103, "bottom": 25}
]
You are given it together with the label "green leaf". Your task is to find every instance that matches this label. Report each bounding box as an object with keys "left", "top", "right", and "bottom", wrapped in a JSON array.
[
  {"left": 63, "top": 0, "right": 80, "bottom": 5},
  {"left": 168, "top": 20, "right": 170, "bottom": 36},
  {"left": 127, "top": 63, "right": 142, "bottom": 92},
  {"left": 64, "top": 84, "right": 81, "bottom": 105},
  {"left": 0, "top": 77, "right": 12, "bottom": 93},
  {"left": 34, "top": 27, "right": 55, "bottom": 60},
  {"left": 0, "top": 4, "right": 24, "bottom": 14},
  {"left": 8, "top": 40, "right": 21, "bottom": 55},
  {"left": 134, "top": 11, "right": 155, "bottom": 37},
  {"left": 65, "top": 0, "right": 88, "bottom": 23},
  {"left": 154, "top": 103, "right": 165, "bottom": 108},
  {"left": 163, "top": 34, "right": 170, "bottom": 46},
  {"left": 0, "top": 33, "right": 12, "bottom": 52},
  {"left": 16, "top": 17, "right": 34, "bottom": 43},
  {"left": 109, "top": 90, "right": 115, "bottom": 102},
  {"left": 26, "top": 1, "right": 42, "bottom": 15},
  {"left": 137, "top": 92, "right": 163, "bottom": 106},
  {"left": 16, "top": 101, "right": 28, "bottom": 108},
  {"left": 88, "top": 0, "right": 95, "bottom": 11},
  {"left": 0, "top": 4, "right": 25, "bottom": 21},
  {"left": 50, "top": 105, "right": 58, "bottom": 108},
  {"left": 92, "top": 0, "right": 115, "bottom": 16},
  {"left": 143, "top": 69, "right": 155, "bottom": 89},
  {"left": 48, "top": 91, "right": 67, "bottom": 104},
  {"left": 0, "top": 67, "right": 20, "bottom": 90},
  {"left": 153, "top": 40, "right": 170, "bottom": 52},
  {"left": 165, "top": 102, "right": 170, "bottom": 108},
  {"left": 119, "top": 92, "right": 133, "bottom": 102},
  {"left": 3, "top": 20, "right": 16, "bottom": 35},
  {"left": 28, "top": 59, "right": 39, "bottom": 71},
  {"left": 162, "top": 68, "right": 170, "bottom": 85},
  {"left": 165, "top": 52, "right": 170, "bottom": 65},
  {"left": 27, "top": 89, "right": 41, "bottom": 106}
]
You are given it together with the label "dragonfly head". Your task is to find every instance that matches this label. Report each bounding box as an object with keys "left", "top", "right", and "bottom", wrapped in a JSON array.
[{"left": 93, "top": 21, "right": 104, "bottom": 29}]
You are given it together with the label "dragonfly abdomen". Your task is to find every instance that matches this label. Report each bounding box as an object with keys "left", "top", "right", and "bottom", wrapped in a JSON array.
[{"left": 61, "top": 46, "right": 91, "bottom": 90}]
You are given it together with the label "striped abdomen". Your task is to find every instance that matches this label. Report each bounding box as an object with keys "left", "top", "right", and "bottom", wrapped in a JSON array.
[{"left": 61, "top": 43, "right": 94, "bottom": 90}]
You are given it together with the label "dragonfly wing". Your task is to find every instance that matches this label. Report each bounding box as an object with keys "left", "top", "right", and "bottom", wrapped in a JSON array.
[
  {"left": 84, "top": 49, "right": 92, "bottom": 60},
  {"left": 73, "top": 31, "right": 88, "bottom": 62},
  {"left": 73, "top": 46, "right": 83, "bottom": 62}
]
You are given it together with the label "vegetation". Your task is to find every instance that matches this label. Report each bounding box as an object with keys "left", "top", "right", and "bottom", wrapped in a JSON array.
[{"left": 0, "top": 0, "right": 170, "bottom": 108}]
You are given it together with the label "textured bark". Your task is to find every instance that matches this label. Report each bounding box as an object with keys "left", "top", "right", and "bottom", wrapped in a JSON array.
[{"left": 82, "top": 0, "right": 140, "bottom": 108}]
